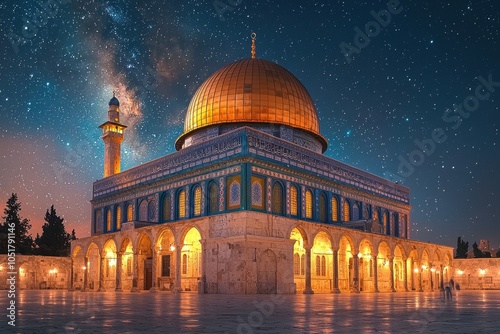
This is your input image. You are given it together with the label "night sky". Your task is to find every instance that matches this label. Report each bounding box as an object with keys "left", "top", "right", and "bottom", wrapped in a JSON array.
[{"left": 1, "top": 0, "right": 499, "bottom": 249}]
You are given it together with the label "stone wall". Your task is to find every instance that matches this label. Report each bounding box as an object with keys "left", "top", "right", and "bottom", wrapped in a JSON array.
[
  {"left": 0, "top": 255, "right": 72, "bottom": 290},
  {"left": 453, "top": 258, "right": 500, "bottom": 290}
]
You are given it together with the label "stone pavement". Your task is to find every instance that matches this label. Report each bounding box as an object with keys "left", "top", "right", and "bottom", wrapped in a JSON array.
[{"left": 2, "top": 290, "right": 500, "bottom": 333}]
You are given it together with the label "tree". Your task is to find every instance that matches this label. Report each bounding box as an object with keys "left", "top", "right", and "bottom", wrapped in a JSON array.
[
  {"left": 472, "top": 242, "right": 484, "bottom": 258},
  {"left": 0, "top": 193, "right": 34, "bottom": 254},
  {"left": 35, "top": 205, "right": 74, "bottom": 256},
  {"left": 455, "top": 237, "right": 469, "bottom": 258}
]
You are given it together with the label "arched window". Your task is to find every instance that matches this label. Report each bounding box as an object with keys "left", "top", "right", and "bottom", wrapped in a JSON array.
[
  {"left": 290, "top": 185, "right": 298, "bottom": 216},
  {"left": 139, "top": 200, "right": 148, "bottom": 221},
  {"left": 106, "top": 209, "right": 111, "bottom": 231},
  {"left": 293, "top": 253, "right": 300, "bottom": 275},
  {"left": 300, "top": 254, "right": 305, "bottom": 275},
  {"left": 393, "top": 213, "right": 399, "bottom": 237},
  {"left": 321, "top": 256, "right": 326, "bottom": 276},
  {"left": 373, "top": 208, "right": 379, "bottom": 222},
  {"left": 126, "top": 204, "right": 133, "bottom": 222},
  {"left": 319, "top": 192, "right": 327, "bottom": 223},
  {"left": 271, "top": 182, "right": 284, "bottom": 215},
  {"left": 251, "top": 180, "right": 263, "bottom": 208},
  {"left": 178, "top": 190, "right": 186, "bottom": 219},
  {"left": 193, "top": 186, "right": 202, "bottom": 216},
  {"left": 331, "top": 196, "right": 339, "bottom": 222},
  {"left": 115, "top": 206, "right": 122, "bottom": 230},
  {"left": 352, "top": 203, "right": 359, "bottom": 221},
  {"left": 316, "top": 255, "right": 321, "bottom": 276},
  {"left": 162, "top": 194, "right": 171, "bottom": 222},
  {"left": 182, "top": 253, "right": 188, "bottom": 275},
  {"left": 343, "top": 200, "right": 350, "bottom": 221},
  {"left": 208, "top": 182, "right": 218, "bottom": 214},
  {"left": 228, "top": 180, "right": 240, "bottom": 208},
  {"left": 305, "top": 190, "right": 313, "bottom": 219},
  {"left": 148, "top": 201, "right": 155, "bottom": 221},
  {"left": 383, "top": 211, "right": 389, "bottom": 235}
]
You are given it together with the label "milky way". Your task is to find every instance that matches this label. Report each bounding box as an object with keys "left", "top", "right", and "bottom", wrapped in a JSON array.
[{"left": 1, "top": 0, "right": 499, "bottom": 249}]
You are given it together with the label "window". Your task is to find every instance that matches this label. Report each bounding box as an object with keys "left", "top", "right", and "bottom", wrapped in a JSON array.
[
  {"left": 194, "top": 186, "right": 202, "bottom": 216},
  {"left": 139, "top": 200, "right": 148, "bottom": 221},
  {"left": 290, "top": 185, "right": 298, "bottom": 216},
  {"left": 178, "top": 190, "right": 186, "bottom": 219},
  {"left": 343, "top": 200, "right": 350, "bottom": 221},
  {"left": 321, "top": 256, "right": 326, "bottom": 276},
  {"left": 373, "top": 208, "right": 379, "bottom": 222},
  {"left": 293, "top": 253, "right": 300, "bottom": 275},
  {"left": 106, "top": 209, "right": 111, "bottom": 231},
  {"left": 126, "top": 204, "right": 133, "bottom": 222},
  {"left": 148, "top": 201, "right": 155, "bottom": 221},
  {"left": 251, "top": 180, "right": 263, "bottom": 208},
  {"left": 305, "top": 190, "right": 313, "bottom": 219},
  {"left": 182, "top": 254, "right": 188, "bottom": 275},
  {"left": 331, "top": 197, "right": 339, "bottom": 222},
  {"left": 228, "top": 180, "right": 240, "bottom": 208},
  {"left": 115, "top": 206, "right": 122, "bottom": 230},
  {"left": 162, "top": 194, "right": 171, "bottom": 222},
  {"left": 126, "top": 257, "right": 132, "bottom": 276},
  {"left": 319, "top": 193, "right": 327, "bottom": 223},
  {"left": 383, "top": 211, "right": 389, "bottom": 235},
  {"left": 271, "top": 182, "right": 284, "bottom": 215},
  {"left": 393, "top": 213, "right": 399, "bottom": 237},
  {"left": 352, "top": 203, "right": 359, "bottom": 221},
  {"left": 161, "top": 255, "right": 171, "bottom": 277},
  {"left": 208, "top": 182, "right": 218, "bottom": 214},
  {"left": 316, "top": 255, "right": 321, "bottom": 276}
]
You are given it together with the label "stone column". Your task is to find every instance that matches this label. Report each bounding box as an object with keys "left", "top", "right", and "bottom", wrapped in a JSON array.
[
  {"left": 150, "top": 247, "right": 158, "bottom": 292},
  {"left": 373, "top": 253, "right": 379, "bottom": 293},
  {"left": 115, "top": 252, "right": 123, "bottom": 292},
  {"left": 68, "top": 258, "right": 74, "bottom": 291},
  {"left": 430, "top": 267, "right": 434, "bottom": 291},
  {"left": 389, "top": 256, "right": 396, "bottom": 292},
  {"left": 352, "top": 252, "right": 360, "bottom": 293},
  {"left": 173, "top": 244, "right": 182, "bottom": 293},
  {"left": 418, "top": 264, "right": 423, "bottom": 292},
  {"left": 403, "top": 257, "right": 409, "bottom": 292},
  {"left": 331, "top": 248, "right": 340, "bottom": 293},
  {"left": 82, "top": 256, "right": 88, "bottom": 292},
  {"left": 131, "top": 252, "right": 139, "bottom": 292},
  {"left": 440, "top": 266, "right": 444, "bottom": 290},
  {"left": 198, "top": 240, "right": 206, "bottom": 294},
  {"left": 97, "top": 256, "right": 106, "bottom": 292},
  {"left": 303, "top": 245, "right": 314, "bottom": 294}
]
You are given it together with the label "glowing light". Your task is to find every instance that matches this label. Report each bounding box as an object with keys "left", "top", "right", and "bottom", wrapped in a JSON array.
[
  {"left": 421, "top": 265, "right": 427, "bottom": 270},
  {"left": 357, "top": 252, "right": 362, "bottom": 258},
  {"left": 82, "top": 266, "right": 86, "bottom": 270},
  {"left": 169, "top": 244, "right": 176, "bottom": 251},
  {"left": 457, "top": 269, "right": 464, "bottom": 275},
  {"left": 430, "top": 267, "right": 436, "bottom": 273},
  {"left": 479, "top": 269, "right": 486, "bottom": 276},
  {"left": 414, "top": 268, "right": 419, "bottom": 273}
]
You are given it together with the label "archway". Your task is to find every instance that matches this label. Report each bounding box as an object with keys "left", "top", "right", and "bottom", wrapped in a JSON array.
[
  {"left": 102, "top": 239, "right": 117, "bottom": 290},
  {"left": 311, "top": 231, "right": 333, "bottom": 293},
  {"left": 119, "top": 238, "right": 134, "bottom": 291},
  {"left": 257, "top": 249, "right": 277, "bottom": 294},
  {"left": 393, "top": 244, "right": 406, "bottom": 291},
  {"left": 377, "top": 241, "right": 392, "bottom": 292},
  {"left": 181, "top": 227, "right": 202, "bottom": 291},
  {"left": 137, "top": 234, "right": 153, "bottom": 291},
  {"left": 338, "top": 235, "right": 354, "bottom": 292},
  {"left": 358, "top": 239, "right": 374, "bottom": 292},
  {"left": 421, "top": 250, "right": 430, "bottom": 291},
  {"left": 86, "top": 242, "right": 100, "bottom": 291},
  {"left": 407, "top": 248, "right": 419, "bottom": 291},
  {"left": 156, "top": 228, "right": 176, "bottom": 291},
  {"left": 290, "top": 227, "right": 306, "bottom": 292},
  {"left": 72, "top": 246, "right": 86, "bottom": 290}
]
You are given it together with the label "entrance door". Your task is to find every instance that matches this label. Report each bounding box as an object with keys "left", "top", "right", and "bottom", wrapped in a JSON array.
[{"left": 144, "top": 258, "right": 152, "bottom": 290}]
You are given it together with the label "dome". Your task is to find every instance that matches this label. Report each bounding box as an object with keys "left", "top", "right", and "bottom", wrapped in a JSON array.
[
  {"left": 109, "top": 96, "right": 120, "bottom": 106},
  {"left": 175, "top": 58, "right": 327, "bottom": 151}
]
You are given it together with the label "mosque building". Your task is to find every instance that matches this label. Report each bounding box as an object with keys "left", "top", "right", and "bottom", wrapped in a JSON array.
[{"left": 71, "top": 36, "right": 453, "bottom": 294}]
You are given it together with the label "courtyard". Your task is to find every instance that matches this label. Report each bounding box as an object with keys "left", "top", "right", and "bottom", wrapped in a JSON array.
[{"left": 4, "top": 290, "right": 499, "bottom": 333}]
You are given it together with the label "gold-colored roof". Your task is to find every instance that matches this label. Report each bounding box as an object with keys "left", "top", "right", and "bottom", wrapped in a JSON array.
[{"left": 176, "top": 58, "right": 326, "bottom": 150}]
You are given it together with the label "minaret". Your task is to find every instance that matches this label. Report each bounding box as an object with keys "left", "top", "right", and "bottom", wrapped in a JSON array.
[{"left": 99, "top": 93, "right": 127, "bottom": 177}]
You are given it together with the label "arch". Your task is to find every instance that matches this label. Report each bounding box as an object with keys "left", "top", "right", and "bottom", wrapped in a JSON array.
[
  {"left": 290, "top": 184, "right": 299, "bottom": 216},
  {"left": 407, "top": 247, "right": 419, "bottom": 291},
  {"left": 382, "top": 210, "right": 389, "bottom": 235},
  {"left": 257, "top": 249, "right": 277, "bottom": 294},
  {"left": 358, "top": 238, "right": 374, "bottom": 292},
  {"left": 147, "top": 200, "right": 156, "bottom": 222},
  {"left": 139, "top": 199, "right": 148, "bottom": 221},
  {"left": 338, "top": 235, "right": 354, "bottom": 292},
  {"left": 180, "top": 227, "right": 202, "bottom": 291},
  {"left": 126, "top": 203, "right": 133, "bottom": 222},
  {"left": 72, "top": 245, "right": 85, "bottom": 290},
  {"left": 162, "top": 192, "right": 171, "bottom": 222},
  {"left": 352, "top": 202, "right": 360, "bottom": 221},
  {"left": 208, "top": 181, "right": 219, "bottom": 214},
  {"left": 105, "top": 208, "right": 112, "bottom": 232},
  {"left": 271, "top": 181, "right": 284, "bottom": 215},
  {"left": 376, "top": 241, "right": 393, "bottom": 292},
  {"left": 290, "top": 227, "right": 307, "bottom": 292},
  {"left": 119, "top": 237, "right": 134, "bottom": 290},
  {"left": 85, "top": 242, "right": 100, "bottom": 291},
  {"left": 393, "top": 212, "right": 399, "bottom": 237},
  {"left": 305, "top": 189, "right": 313, "bottom": 219},
  {"left": 155, "top": 228, "right": 176, "bottom": 290},
  {"left": 311, "top": 230, "right": 333, "bottom": 292},
  {"left": 103, "top": 239, "right": 117, "bottom": 290},
  {"left": 420, "top": 249, "right": 431, "bottom": 291},
  {"left": 331, "top": 195, "right": 339, "bottom": 222},
  {"left": 190, "top": 185, "right": 202, "bottom": 216},
  {"left": 343, "top": 199, "right": 351, "bottom": 222},
  {"left": 136, "top": 233, "right": 153, "bottom": 291},
  {"left": 393, "top": 243, "right": 406, "bottom": 291}
]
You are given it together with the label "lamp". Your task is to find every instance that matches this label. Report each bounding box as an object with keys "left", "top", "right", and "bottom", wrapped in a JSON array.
[{"left": 170, "top": 244, "right": 176, "bottom": 251}]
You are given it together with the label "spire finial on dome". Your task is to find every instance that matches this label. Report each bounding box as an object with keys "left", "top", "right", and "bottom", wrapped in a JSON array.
[{"left": 251, "top": 32, "right": 256, "bottom": 59}]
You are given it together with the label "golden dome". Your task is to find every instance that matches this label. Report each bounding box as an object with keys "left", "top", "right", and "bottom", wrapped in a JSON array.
[{"left": 176, "top": 58, "right": 327, "bottom": 151}]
